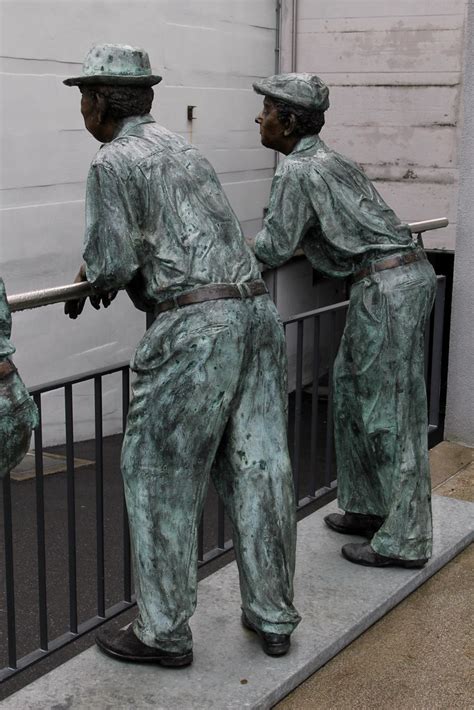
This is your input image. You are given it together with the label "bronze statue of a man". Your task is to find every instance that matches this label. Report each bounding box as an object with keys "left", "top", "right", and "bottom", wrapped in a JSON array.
[
  {"left": 252, "top": 73, "right": 437, "bottom": 569},
  {"left": 64, "top": 45, "right": 300, "bottom": 666},
  {"left": 0, "top": 278, "right": 38, "bottom": 479}
]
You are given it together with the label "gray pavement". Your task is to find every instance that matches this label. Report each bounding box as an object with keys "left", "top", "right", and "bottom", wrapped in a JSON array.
[{"left": 276, "top": 442, "right": 474, "bottom": 710}]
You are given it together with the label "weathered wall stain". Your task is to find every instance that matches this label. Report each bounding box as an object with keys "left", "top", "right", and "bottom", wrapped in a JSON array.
[{"left": 285, "top": 0, "right": 469, "bottom": 251}]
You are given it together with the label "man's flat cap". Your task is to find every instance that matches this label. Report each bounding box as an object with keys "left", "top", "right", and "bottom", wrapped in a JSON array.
[
  {"left": 64, "top": 43, "right": 162, "bottom": 87},
  {"left": 253, "top": 73, "right": 329, "bottom": 112}
]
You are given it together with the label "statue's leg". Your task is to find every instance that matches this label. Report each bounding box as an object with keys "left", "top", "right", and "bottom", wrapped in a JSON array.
[
  {"left": 0, "top": 376, "right": 38, "bottom": 479},
  {"left": 211, "top": 297, "right": 301, "bottom": 636},
  {"left": 120, "top": 303, "right": 244, "bottom": 652},
  {"left": 333, "top": 283, "right": 391, "bottom": 518},
  {"left": 370, "top": 260, "right": 437, "bottom": 561}
]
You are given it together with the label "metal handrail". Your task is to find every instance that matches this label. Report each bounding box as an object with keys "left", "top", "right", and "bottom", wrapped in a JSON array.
[{"left": 7, "top": 217, "right": 449, "bottom": 313}]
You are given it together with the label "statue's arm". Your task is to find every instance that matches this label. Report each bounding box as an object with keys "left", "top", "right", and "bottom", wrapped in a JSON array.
[
  {"left": 65, "top": 162, "right": 140, "bottom": 319},
  {"left": 254, "top": 163, "right": 315, "bottom": 268}
]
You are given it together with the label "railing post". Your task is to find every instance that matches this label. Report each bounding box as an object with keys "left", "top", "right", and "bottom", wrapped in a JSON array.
[
  {"left": 34, "top": 393, "right": 48, "bottom": 651},
  {"left": 3, "top": 473, "right": 17, "bottom": 669},
  {"left": 94, "top": 376, "right": 105, "bottom": 618},
  {"left": 121, "top": 367, "right": 132, "bottom": 603},
  {"left": 65, "top": 383, "right": 78, "bottom": 634}
]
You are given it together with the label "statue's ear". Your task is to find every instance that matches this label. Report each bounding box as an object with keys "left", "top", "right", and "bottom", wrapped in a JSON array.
[
  {"left": 95, "top": 93, "right": 108, "bottom": 124},
  {"left": 283, "top": 113, "right": 297, "bottom": 137}
]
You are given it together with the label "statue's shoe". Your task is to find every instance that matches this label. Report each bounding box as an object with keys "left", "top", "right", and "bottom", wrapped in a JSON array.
[
  {"left": 341, "top": 542, "right": 428, "bottom": 568},
  {"left": 324, "top": 511, "right": 384, "bottom": 536},
  {"left": 96, "top": 624, "right": 193, "bottom": 666},
  {"left": 241, "top": 613, "right": 290, "bottom": 656}
]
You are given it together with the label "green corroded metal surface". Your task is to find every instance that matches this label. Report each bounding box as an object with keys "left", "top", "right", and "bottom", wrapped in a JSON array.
[
  {"left": 122, "top": 297, "right": 301, "bottom": 652},
  {"left": 80, "top": 111, "right": 300, "bottom": 650},
  {"left": 82, "top": 115, "right": 260, "bottom": 303},
  {"left": 255, "top": 134, "right": 417, "bottom": 277},
  {"left": 63, "top": 44, "right": 162, "bottom": 87},
  {"left": 0, "top": 278, "right": 38, "bottom": 478},
  {"left": 254, "top": 92, "right": 437, "bottom": 561},
  {"left": 334, "top": 260, "right": 437, "bottom": 561}
]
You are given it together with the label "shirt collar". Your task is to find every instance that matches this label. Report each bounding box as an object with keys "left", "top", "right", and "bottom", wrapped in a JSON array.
[
  {"left": 113, "top": 113, "right": 156, "bottom": 140},
  {"left": 291, "top": 134, "right": 324, "bottom": 155}
]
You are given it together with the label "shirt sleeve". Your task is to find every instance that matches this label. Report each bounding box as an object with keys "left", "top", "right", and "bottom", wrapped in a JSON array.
[
  {"left": 0, "top": 278, "right": 15, "bottom": 361},
  {"left": 254, "top": 161, "right": 317, "bottom": 268},
  {"left": 83, "top": 162, "right": 141, "bottom": 291}
]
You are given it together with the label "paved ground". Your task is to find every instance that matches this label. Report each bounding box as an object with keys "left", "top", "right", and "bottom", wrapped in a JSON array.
[{"left": 276, "top": 441, "right": 474, "bottom": 710}]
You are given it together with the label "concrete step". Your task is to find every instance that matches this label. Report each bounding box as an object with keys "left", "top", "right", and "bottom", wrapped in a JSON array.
[{"left": 3, "top": 495, "right": 473, "bottom": 710}]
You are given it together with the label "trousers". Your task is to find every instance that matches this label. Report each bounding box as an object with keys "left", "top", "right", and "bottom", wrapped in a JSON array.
[
  {"left": 333, "top": 258, "right": 437, "bottom": 560},
  {"left": 121, "top": 294, "right": 301, "bottom": 652},
  {"left": 0, "top": 371, "right": 38, "bottom": 479}
]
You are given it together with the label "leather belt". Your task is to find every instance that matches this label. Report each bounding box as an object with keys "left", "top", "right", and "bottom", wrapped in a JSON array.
[
  {"left": 352, "top": 249, "right": 424, "bottom": 284},
  {"left": 154, "top": 280, "right": 268, "bottom": 316},
  {"left": 0, "top": 359, "right": 16, "bottom": 379}
]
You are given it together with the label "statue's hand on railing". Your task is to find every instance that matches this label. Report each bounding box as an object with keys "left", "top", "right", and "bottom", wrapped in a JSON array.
[{"left": 64, "top": 264, "right": 117, "bottom": 319}]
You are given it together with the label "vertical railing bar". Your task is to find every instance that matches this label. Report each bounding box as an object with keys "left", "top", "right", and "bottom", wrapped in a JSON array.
[
  {"left": 310, "top": 316, "right": 321, "bottom": 495},
  {"left": 324, "top": 312, "right": 336, "bottom": 487},
  {"left": 217, "top": 498, "right": 225, "bottom": 550},
  {"left": 424, "top": 314, "right": 432, "bottom": 385},
  {"left": 3, "top": 473, "right": 17, "bottom": 669},
  {"left": 94, "top": 376, "right": 105, "bottom": 618},
  {"left": 122, "top": 367, "right": 132, "bottom": 602},
  {"left": 34, "top": 393, "right": 48, "bottom": 650},
  {"left": 65, "top": 383, "right": 78, "bottom": 634},
  {"left": 198, "top": 515, "right": 204, "bottom": 563},
  {"left": 429, "top": 277, "right": 446, "bottom": 428},
  {"left": 293, "top": 320, "right": 304, "bottom": 501}
]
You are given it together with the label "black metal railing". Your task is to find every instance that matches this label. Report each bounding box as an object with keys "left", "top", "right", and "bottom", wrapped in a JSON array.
[{"left": 0, "top": 274, "right": 446, "bottom": 683}]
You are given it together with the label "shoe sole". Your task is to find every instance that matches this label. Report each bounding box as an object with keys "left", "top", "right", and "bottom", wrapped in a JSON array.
[
  {"left": 341, "top": 547, "right": 427, "bottom": 569},
  {"left": 96, "top": 637, "right": 193, "bottom": 667},
  {"left": 241, "top": 615, "right": 290, "bottom": 657},
  {"left": 324, "top": 518, "right": 381, "bottom": 537}
]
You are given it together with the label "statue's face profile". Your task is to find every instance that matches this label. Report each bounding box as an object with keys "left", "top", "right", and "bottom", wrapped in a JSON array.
[
  {"left": 80, "top": 88, "right": 100, "bottom": 138},
  {"left": 255, "top": 97, "right": 286, "bottom": 151},
  {"left": 80, "top": 87, "right": 110, "bottom": 143}
]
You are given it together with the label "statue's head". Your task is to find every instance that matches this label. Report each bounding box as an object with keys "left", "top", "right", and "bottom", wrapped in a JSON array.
[
  {"left": 253, "top": 73, "right": 329, "bottom": 154},
  {"left": 63, "top": 44, "right": 161, "bottom": 142}
]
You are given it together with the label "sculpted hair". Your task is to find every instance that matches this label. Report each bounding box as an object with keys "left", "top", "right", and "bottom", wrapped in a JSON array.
[
  {"left": 83, "top": 85, "right": 154, "bottom": 119},
  {"left": 272, "top": 99, "right": 325, "bottom": 138}
]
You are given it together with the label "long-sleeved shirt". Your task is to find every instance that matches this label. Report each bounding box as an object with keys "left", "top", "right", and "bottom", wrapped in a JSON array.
[
  {"left": 254, "top": 135, "right": 415, "bottom": 278},
  {"left": 0, "top": 278, "right": 15, "bottom": 361},
  {"left": 83, "top": 114, "right": 259, "bottom": 308}
]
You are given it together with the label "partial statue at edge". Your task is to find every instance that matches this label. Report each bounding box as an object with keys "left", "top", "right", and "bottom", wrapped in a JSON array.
[
  {"left": 252, "top": 72, "right": 436, "bottom": 569},
  {"left": 0, "top": 278, "right": 38, "bottom": 480}
]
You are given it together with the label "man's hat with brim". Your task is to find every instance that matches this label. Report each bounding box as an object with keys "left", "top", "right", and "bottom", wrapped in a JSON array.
[
  {"left": 253, "top": 73, "right": 329, "bottom": 112},
  {"left": 63, "top": 43, "right": 162, "bottom": 87}
]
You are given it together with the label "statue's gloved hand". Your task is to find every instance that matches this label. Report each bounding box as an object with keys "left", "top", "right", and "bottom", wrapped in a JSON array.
[
  {"left": 64, "top": 264, "right": 117, "bottom": 319},
  {"left": 89, "top": 288, "right": 118, "bottom": 311},
  {"left": 64, "top": 263, "right": 88, "bottom": 319}
]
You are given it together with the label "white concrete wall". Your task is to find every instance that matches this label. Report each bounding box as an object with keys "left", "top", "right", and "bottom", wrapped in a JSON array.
[
  {"left": 445, "top": 0, "right": 474, "bottom": 446},
  {"left": 0, "top": 0, "right": 277, "bottom": 443},
  {"left": 280, "top": 0, "right": 469, "bottom": 252}
]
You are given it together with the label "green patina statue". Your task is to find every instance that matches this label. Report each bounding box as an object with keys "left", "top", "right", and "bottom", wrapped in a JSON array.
[
  {"left": 64, "top": 45, "right": 300, "bottom": 666},
  {"left": 253, "top": 73, "right": 437, "bottom": 569},
  {"left": 0, "top": 278, "right": 38, "bottom": 479}
]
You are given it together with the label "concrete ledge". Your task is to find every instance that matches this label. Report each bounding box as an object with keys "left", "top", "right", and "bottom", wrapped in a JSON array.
[{"left": 4, "top": 495, "right": 473, "bottom": 710}]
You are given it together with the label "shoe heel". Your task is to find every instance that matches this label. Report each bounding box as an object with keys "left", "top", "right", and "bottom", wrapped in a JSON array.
[
  {"left": 159, "top": 652, "right": 193, "bottom": 667},
  {"left": 401, "top": 559, "right": 427, "bottom": 569}
]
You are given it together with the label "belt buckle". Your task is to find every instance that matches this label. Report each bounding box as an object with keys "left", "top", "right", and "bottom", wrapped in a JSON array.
[{"left": 172, "top": 295, "right": 181, "bottom": 309}]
